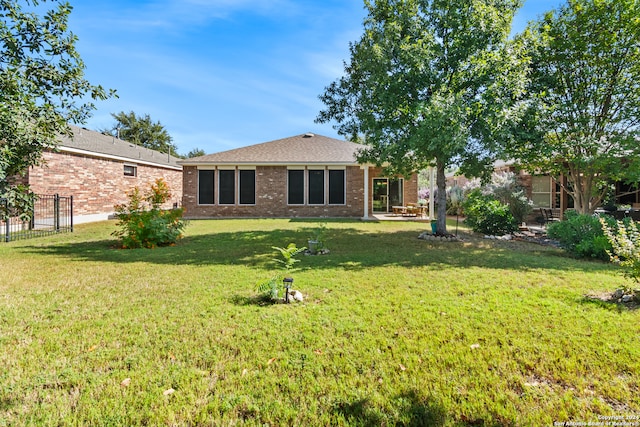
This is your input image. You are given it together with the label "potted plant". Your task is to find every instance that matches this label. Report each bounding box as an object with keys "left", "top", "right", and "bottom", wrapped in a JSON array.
[{"left": 308, "top": 223, "right": 327, "bottom": 255}]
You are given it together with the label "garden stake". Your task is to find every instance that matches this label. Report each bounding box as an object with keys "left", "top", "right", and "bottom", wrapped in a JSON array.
[{"left": 283, "top": 277, "right": 293, "bottom": 303}]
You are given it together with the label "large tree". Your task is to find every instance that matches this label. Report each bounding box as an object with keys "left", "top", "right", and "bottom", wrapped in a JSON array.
[
  {"left": 0, "top": 0, "right": 113, "bottom": 219},
  {"left": 186, "top": 148, "right": 206, "bottom": 158},
  {"left": 507, "top": 0, "right": 640, "bottom": 214},
  {"left": 317, "top": 0, "right": 524, "bottom": 233},
  {"left": 104, "top": 111, "right": 177, "bottom": 155}
]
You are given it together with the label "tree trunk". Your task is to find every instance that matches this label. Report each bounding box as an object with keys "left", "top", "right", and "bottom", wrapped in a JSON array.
[
  {"left": 567, "top": 172, "right": 604, "bottom": 215},
  {"left": 436, "top": 159, "right": 447, "bottom": 234}
]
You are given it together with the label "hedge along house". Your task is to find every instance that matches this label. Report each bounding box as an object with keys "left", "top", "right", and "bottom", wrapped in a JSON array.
[
  {"left": 179, "top": 133, "right": 418, "bottom": 219},
  {"left": 17, "top": 126, "right": 183, "bottom": 224}
]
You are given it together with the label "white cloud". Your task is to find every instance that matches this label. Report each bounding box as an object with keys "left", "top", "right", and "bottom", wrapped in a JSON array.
[
  {"left": 74, "top": 0, "right": 362, "bottom": 153},
  {"left": 80, "top": 0, "right": 300, "bottom": 33}
]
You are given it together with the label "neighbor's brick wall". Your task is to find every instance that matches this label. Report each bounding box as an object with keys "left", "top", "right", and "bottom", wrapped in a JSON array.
[
  {"left": 27, "top": 151, "right": 183, "bottom": 216},
  {"left": 7, "top": 174, "right": 29, "bottom": 187},
  {"left": 182, "top": 165, "right": 365, "bottom": 218},
  {"left": 517, "top": 172, "right": 561, "bottom": 209}
]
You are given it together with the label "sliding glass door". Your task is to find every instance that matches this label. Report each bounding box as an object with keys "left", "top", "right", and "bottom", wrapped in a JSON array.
[{"left": 372, "top": 178, "right": 403, "bottom": 212}]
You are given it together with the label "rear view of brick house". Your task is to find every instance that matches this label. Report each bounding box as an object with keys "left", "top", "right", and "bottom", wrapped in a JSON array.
[{"left": 179, "top": 133, "right": 418, "bottom": 219}]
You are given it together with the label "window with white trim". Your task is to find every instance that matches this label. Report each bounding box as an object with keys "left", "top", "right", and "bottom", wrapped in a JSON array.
[
  {"left": 288, "top": 170, "right": 305, "bottom": 205},
  {"left": 308, "top": 169, "right": 325, "bottom": 204},
  {"left": 531, "top": 175, "right": 551, "bottom": 208},
  {"left": 123, "top": 164, "right": 137, "bottom": 177},
  {"left": 328, "top": 169, "right": 345, "bottom": 205},
  {"left": 198, "top": 170, "right": 215, "bottom": 205},
  {"left": 218, "top": 170, "right": 235, "bottom": 205},
  {"left": 239, "top": 170, "right": 255, "bottom": 205}
]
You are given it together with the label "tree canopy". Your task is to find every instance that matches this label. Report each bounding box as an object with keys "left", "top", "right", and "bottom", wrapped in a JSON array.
[
  {"left": 186, "top": 148, "right": 206, "bottom": 158},
  {"left": 507, "top": 0, "right": 640, "bottom": 214},
  {"left": 104, "top": 111, "right": 177, "bottom": 155},
  {"left": 317, "top": 0, "right": 524, "bottom": 233},
  {"left": 0, "top": 0, "right": 114, "bottom": 218}
]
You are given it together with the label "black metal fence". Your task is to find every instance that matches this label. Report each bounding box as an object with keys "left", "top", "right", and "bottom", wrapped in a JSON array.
[{"left": 1, "top": 194, "right": 73, "bottom": 242}]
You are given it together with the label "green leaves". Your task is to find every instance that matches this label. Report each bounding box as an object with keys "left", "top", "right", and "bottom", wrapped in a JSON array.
[
  {"left": 104, "top": 111, "right": 177, "bottom": 155},
  {"left": 112, "top": 179, "right": 187, "bottom": 249},
  {"left": 508, "top": 0, "right": 640, "bottom": 213},
  {"left": 255, "top": 243, "right": 307, "bottom": 300},
  {"left": 0, "top": 0, "right": 115, "bottom": 212},
  {"left": 271, "top": 243, "right": 307, "bottom": 273},
  {"left": 317, "top": 0, "right": 524, "bottom": 233},
  {"left": 601, "top": 216, "right": 640, "bottom": 287}
]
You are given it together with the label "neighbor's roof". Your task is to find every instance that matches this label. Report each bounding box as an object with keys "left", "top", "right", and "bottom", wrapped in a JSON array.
[
  {"left": 179, "top": 133, "right": 365, "bottom": 166},
  {"left": 57, "top": 126, "right": 182, "bottom": 170}
]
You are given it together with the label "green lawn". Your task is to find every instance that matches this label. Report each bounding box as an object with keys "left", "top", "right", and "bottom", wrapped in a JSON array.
[{"left": 1, "top": 219, "right": 638, "bottom": 426}]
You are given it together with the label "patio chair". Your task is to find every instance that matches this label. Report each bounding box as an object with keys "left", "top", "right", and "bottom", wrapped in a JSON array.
[{"left": 542, "top": 208, "right": 560, "bottom": 224}]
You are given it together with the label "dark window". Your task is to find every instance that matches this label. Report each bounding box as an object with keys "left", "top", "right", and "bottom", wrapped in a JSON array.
[
  {"left": 329, "top": 170, "right": 345, "bottom": 204},
  {"left": 198, "top": 170, "right": 214, "bottom": 205},
  {"left": 239, "top": 170, "right": 255, "bottom": 205},
  {"left": 288, "top": 170, "right": 304, "bottom": 204},
  {"left": 308, "top": 169, "right": 325, "bottom": 204},
  {"left": 219, "top": 170, "right": 235, "bottom": 204},
  {"left": 124, "top": 164, "right": 137, "bottom": 177}
]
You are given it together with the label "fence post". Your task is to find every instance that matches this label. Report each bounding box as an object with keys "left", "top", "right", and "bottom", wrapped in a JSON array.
[
  {"left": 70, "top": 195, "right": 74, "bottom": 233},
  {"left": 2, "top": 199, "right": 9, "bottom": 243},
  {"left": 54, "top": 194, "right": 60, "bottom": 232},
  {"left": 0, "top": 200, "right": 10, "bottom": 242}
]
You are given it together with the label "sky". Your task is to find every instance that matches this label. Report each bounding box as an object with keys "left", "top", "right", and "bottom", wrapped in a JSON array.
[{"left": 68, "top": 0, "right": 563, "bottom": 156}]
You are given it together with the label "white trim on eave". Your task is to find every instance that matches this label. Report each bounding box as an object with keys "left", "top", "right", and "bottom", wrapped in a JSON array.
[
  {"left": 186, "top": 162, "right": 360, "bottom": 168},
  {"left": 57, "top": 146, "right": 182, "bottom": 171}
]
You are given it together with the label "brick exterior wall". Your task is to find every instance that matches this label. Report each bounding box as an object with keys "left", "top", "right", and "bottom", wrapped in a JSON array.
[
  {"left": 27, "top": 150, "right": 182, "bottom": 217},
  {"left": 182, "top": 165, "right": 417, "bottom": 218},
  {"left": 7, "top": 174, "right": 28, "bottom": 187},
  {"left": 405, "top": 172, "right": 419, "bottom": 206}
]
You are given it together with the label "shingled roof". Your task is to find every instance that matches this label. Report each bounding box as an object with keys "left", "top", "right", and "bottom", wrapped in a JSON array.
[
  {"left": 179, "top": 133, "right": 365, "bottom": 166},
  {"left": 58, "top": 126, "right": 182, "bottom": 170}
]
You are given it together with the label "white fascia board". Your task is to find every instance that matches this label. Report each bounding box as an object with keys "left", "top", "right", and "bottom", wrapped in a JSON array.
[
  {"left": 359, "top": 163, "right": 377, "bottom": 169},
  {"left": 58, "top": 146, "right": 182, "bottom": 171},
  {"left": 191, "top": 162, "right": 359, "bottom": 168}
]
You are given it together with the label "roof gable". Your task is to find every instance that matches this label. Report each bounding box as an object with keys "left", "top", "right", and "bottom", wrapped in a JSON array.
[{"left": 179, "top": 133, "right": 365, "bottom": 166}]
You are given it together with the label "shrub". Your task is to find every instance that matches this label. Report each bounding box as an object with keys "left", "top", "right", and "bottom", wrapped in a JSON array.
[
  {"left": 462, "top": 189, "right": 518, "bottom": 235},
  {"left": 600, "top": 217, "right": 640, "bottom": 289},
  {"left": 446, "top": 185, "right": 464, "bottom": 215},
  {"left": 452, "top": 172, "right": 532, "bottom": 223},
  {"left": 483, "top": 172, "right": 533, "bottom": 224},
  {"left": 546, "top": 211, "right": 615, "bottom": 260},
  {"left": 256, "top": 243, "right": 306, "bottom": 300},
  {"left": 506, "top": 189, "right": 533, "bottom": 224},
  {"left": 112, "top": 178, "right": 186, "bottom": 249}
]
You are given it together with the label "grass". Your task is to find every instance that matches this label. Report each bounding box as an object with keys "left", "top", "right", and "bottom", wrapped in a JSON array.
[{"left": 0, "top": 218, "right": 638, "bottom": 426}]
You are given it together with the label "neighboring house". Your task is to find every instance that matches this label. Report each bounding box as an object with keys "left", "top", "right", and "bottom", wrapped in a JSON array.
[
  {"left": 179, "top": 133, "right": 418, "bottom": 219},
  {"left": 447, "top": 161, "right": 570, "bottom": 211},
  {"left": 17, "top": 125, "right": 183, "bottom": 224}
]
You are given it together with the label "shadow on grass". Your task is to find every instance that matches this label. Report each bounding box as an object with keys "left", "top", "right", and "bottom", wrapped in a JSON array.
[
  {"left": 580, "top": 295, "right": 638, "bottom": 312},
  {"left": 334, "top": 390, "right": 447, "bottom": 427},
  {"left": 16, "top": 225, "right": 614, "bottom": 274},
  {"left": 0, "top": 396, "right": 13, "bottom": 413},
  {"left": 230, "top": 293, "right": 274, "bottom": 307}
]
